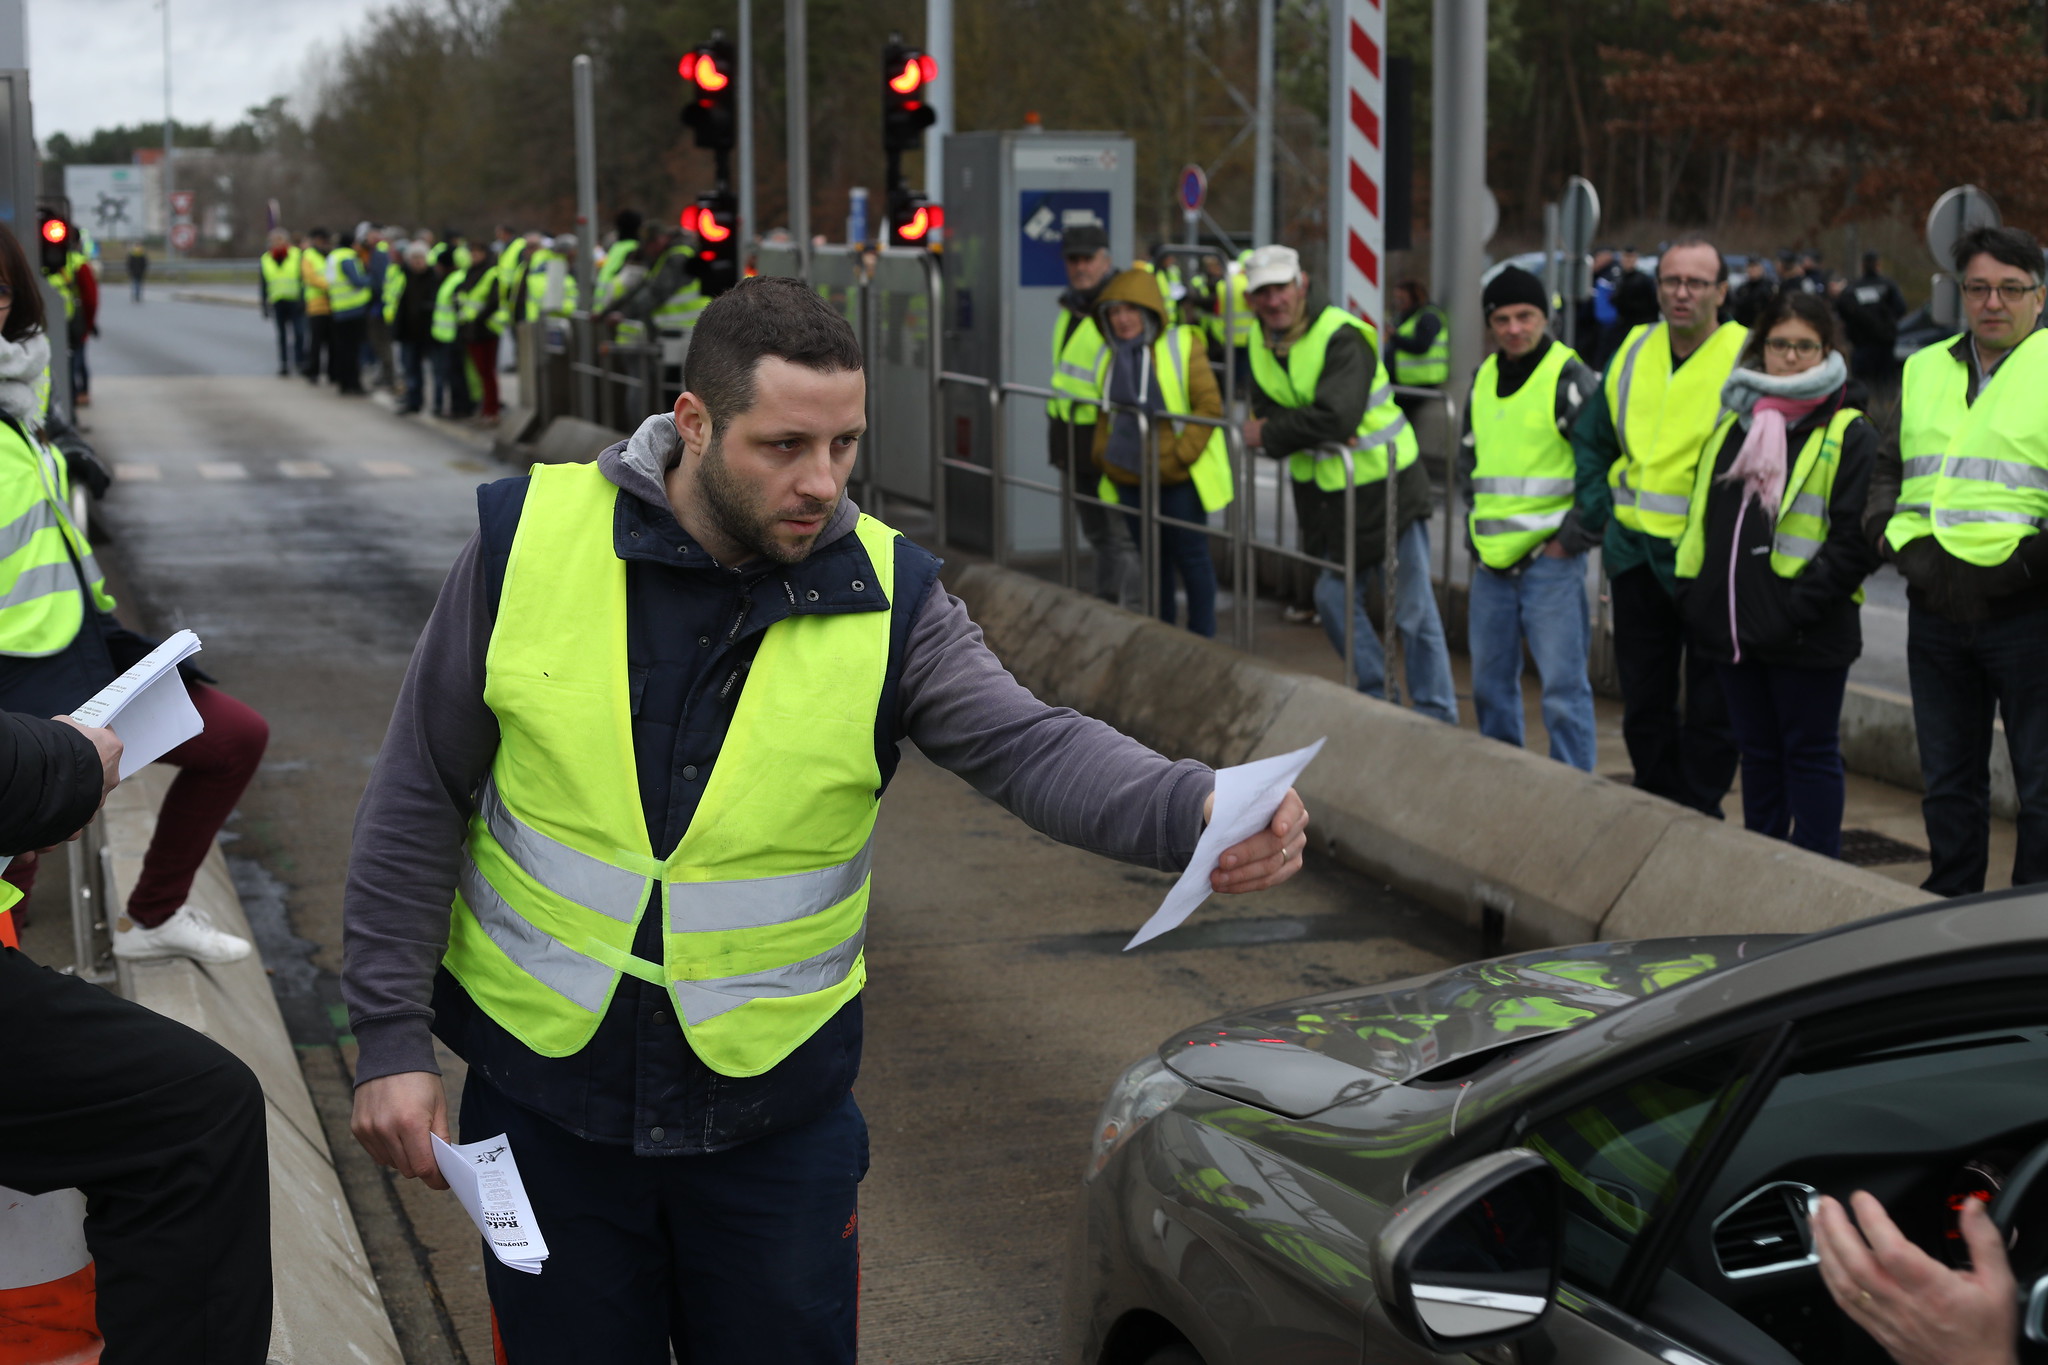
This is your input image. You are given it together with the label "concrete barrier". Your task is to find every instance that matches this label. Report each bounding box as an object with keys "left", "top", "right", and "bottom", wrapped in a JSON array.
[
  {"left": 102, "top": 770, "right": 404, "bottom": 1365},
  {"left": 521, "top": 415, "right": 628, "bottom": 468},
  {"left": 952, "top": 563, "right": 1925, "bottom": 948}
]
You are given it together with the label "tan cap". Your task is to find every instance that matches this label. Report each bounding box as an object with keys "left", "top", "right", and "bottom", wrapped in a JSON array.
[{"left": 1243, "top": 244, "right": 1302, "bottom": 293}]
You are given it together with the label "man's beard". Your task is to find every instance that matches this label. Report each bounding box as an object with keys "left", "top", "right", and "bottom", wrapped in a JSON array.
[{"left": 694, "top": 430, "right": 838, "bottom": 565}]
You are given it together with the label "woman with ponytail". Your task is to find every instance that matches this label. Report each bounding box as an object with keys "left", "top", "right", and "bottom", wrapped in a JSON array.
[{"left": 1674, "top": 289, "right": 1880, "bottom": 856}]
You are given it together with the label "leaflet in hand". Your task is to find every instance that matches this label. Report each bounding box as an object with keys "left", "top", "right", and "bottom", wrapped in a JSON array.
[
  {"left": 68, "top": 629, "right": 204, "bottom": 779},
  {"left": 1124, "top": 738, "right": 1325, "bottom": 951},
  {"left": 432, "top": 1133, "right": 549, "bottom": 1274}
]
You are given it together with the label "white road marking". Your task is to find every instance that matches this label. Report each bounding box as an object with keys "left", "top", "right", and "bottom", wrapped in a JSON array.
[
  {"left": 198, "top": 461, "right": 250, "bottom": 480},
  {"left": 279, "top": 460, "right": 334, "bottom": 479},
  {"left": 116, "top": 462, "right": 161, "bottom": 481},
  {"left": 360, "top": 460, "right": 418, "bottom": 478}
]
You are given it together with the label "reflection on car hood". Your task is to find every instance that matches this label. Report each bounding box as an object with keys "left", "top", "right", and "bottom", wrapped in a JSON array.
[{"left": 1160, "top": 937, "right": 1783, "bottom": 1119}]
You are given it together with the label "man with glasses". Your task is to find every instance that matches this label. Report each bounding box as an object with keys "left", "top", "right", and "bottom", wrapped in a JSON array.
[
  {"left": 1875, "top": 225, "right": 2048, "bottom": 895},
  {"left": 1572, "top": 235, "right": 1748, "bottom": 814},
  {"left": 1047, "top": 223, "right": 1134, "bottom": 606}
]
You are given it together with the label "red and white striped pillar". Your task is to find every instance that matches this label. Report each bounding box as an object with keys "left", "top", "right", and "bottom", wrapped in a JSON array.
[{"left": 1327, "top": 0, "right": 1386, "bottom": 331}]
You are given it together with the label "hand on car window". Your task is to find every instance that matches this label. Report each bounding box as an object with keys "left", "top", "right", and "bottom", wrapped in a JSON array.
[{"left": 1813, "top": 1191, "right": 2017, "bottom": 1365}]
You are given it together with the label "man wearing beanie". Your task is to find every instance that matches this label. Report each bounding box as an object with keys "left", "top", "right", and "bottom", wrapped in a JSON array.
[
  {"left": 1239, "top": 244, "right": 1458, "bottom": 721},
  {"left": 1458, "top": 267, "right": 1601, "bottom": 769},
  {"left": 1571, "top": 235, "right": 1747, "bottom": 814}
]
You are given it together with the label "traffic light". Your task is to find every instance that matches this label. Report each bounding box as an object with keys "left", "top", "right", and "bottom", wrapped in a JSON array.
[
  {"left": 888, "top": 190, "right": 941, "bottom": 247},
  {"left": 37, "top": 210, "right": 72, "bottom": 272},
  {"left": 682, "top": 192, "right": 740, "bottom": 298},
  {"left": 881, "top": 35, "right": 937, "bottom": 158},
  {"left": 680, "top": 33, "right": 737, "bottom": 155}
]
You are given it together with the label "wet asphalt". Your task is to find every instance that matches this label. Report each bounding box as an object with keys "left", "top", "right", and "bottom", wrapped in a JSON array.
[{"left": 80, "top": 291, "right": 1464, "bottom": 1363}]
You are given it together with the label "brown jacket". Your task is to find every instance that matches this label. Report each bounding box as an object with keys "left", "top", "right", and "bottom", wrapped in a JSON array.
[{"left": 1089, "top": 268, "right": 1224, "bottom": 486}]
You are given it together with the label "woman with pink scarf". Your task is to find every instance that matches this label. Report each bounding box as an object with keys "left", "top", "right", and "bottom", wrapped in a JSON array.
[{"left": 1674, "top": 291, "right": 1880, "bottom": 856}]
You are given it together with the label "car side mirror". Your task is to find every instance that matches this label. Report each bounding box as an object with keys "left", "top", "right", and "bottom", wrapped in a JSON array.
[{"left": 1370, "top": 1148, "right": 1563, "bottom": 1353}]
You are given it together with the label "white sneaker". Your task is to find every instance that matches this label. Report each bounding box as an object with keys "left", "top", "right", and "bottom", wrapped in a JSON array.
[{"left": 112, "top": 906, "right": 253, "bottom": 964}]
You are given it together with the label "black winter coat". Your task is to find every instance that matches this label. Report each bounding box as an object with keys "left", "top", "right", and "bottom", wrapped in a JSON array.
[
  {"left": 0, "top": 711, "right": 102, "bottom": 855},
  {"left": 1680, "top": 385, "right": 1881, "bottom": 670}
]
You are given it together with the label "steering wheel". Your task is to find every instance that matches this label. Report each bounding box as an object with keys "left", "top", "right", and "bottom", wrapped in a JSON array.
[{"left": 1991, "top": 1136, "right": 2048, "bottom": 1349}]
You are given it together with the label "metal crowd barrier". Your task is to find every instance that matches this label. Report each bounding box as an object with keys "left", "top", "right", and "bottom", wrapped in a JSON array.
[{"left": 532, "top": 246, "right": 1467, "bottom": 711}]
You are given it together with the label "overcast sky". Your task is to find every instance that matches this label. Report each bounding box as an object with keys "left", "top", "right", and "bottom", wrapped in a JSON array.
[{"left": 29, "top": 0, "right": 384, "bottom": 146}]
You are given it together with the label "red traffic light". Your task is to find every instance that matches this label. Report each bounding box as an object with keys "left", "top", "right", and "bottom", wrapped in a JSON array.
[
  {"left": 681, "top": 50, "right": 729, "bottom": 91},
  {"left": 698, "top": 213, "right": 732, "bottom": 244},
  {"left": 680, "top": 205, "right": 700, "bottom": 233},
  {"left": 897, "top": 204, "right": 941, "bottom": 242},
  {"left": 40, "top": 218, "right": 67, "bottom": 245},
  {"left": 888, "top": 55, "right": 936, "bottom": 95}
]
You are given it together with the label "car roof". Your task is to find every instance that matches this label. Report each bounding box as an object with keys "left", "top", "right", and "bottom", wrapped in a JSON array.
[{"left": 1452, "top": 886, "right": 2048, "bottom": 1126}]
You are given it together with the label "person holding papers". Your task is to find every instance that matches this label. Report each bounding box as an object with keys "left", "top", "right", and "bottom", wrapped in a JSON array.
[
  {"left": 0, "top": 223, "right": 270, "bottom": 963},
  {"left": 0, "top": 705, "right": 274, "bottom": 1365},
  {"left": 342, "top": 279, "right": 1310, "bottom": 1363}
]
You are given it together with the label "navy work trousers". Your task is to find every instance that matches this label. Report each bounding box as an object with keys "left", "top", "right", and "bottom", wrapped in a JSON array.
[
  {"left": 1715, "top": 660, "right": 1849, "bottom": 858},
  {"left": 464, "top": 1074, "right": 867, "bottom": 1364},
  {"left": 1907, "top": 598, "right": 2048, "bottom": 896}
]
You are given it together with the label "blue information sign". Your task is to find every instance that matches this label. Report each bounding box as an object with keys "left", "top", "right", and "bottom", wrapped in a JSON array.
[{"left": 1018, "top": 191, "right": 1112, "bottom": 287}]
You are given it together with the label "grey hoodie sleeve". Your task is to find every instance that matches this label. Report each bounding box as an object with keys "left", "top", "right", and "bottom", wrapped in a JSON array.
[
  {"left": 899, "top": 582, "right": 1214, "bottom": 871},
  {"left": 341, "top": 534, "right": 500, "bottom": 1083}
]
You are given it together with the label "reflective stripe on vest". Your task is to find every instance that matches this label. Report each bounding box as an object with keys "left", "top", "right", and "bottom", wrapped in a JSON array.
[
  {"left": 1885, "top": 341, "right": 1979, "bottom": 552},
  {"left": 327, "top": 249, "right": 372, "bottom": 313},
  {"left": 261, "top": 249, "right": 303, "bottom": 303},
  {"left": 443, "top": 461, "right": 897, "bottom": 1075},
  {"left": 0, "top": 420, "right": 113, "bottom": 658},
  {"left": 1675, "top": 407, "right": 1861, "bottom": 586},
  {"left": 594, "top": 239, "right": 637, "bottom": 310},
  {"left": 1048, "top": 310, "right": 1107, "bottom": 423},
  {"left": 1468, "top": 342, "right": 1579, "bottom": 569},
  {"left": 1251, "top": 306, "right": 1418, "bottom": 489},
  {"left": 1917, "top": 331, "right": 2048, "bottom": 566},
  {"left": 1603, "top": 320, "right": 1749, "bottom": 541},
  {"left": 650, "top": 246, "right": 707, "bottom": 334},
  {"left": 1392, "top": 304, "right": 1450, "bottom": 386}
]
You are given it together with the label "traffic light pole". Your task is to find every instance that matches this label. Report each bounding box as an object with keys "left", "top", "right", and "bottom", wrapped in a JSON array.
[
  {"left": 924, "top": 0, "right": 951, "bottom": 209},
  {"left": 572, "top": 54, "right": 597, "bottom": 302},
  {"left": 1252, "top": 0, "right": 1274, "bottom": 247},
  {"left": 785, "top": 0, "right": 809, "bottom": 275},
  {"left": 739, "top": 0, "right": 756, "bottom": 257}
]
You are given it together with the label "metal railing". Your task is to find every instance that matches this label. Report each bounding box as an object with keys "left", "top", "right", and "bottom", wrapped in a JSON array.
[
  {"left": 64, "top": 817, "right": 113, "bottom": 983},
  {"left": 523, "top": 248, "right": 1464, "bottom": 711}
]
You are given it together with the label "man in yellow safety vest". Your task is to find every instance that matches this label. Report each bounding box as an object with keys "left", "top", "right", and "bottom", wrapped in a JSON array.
[
  {"left": 1457, "top": 266, "right": 1600, "bottom": 769},
  {"left": 1046, "top": 222, "right": 1133, "bottom": 605},
  {"left": 1874, "top": 224, "right": 2048, "bottom": 896},
  {"left": 342, "top": 278, "right": 1310, "bottom": 1362},
  {"left": 1571, "top": 235, "right": 1748, "bottom": 814}
]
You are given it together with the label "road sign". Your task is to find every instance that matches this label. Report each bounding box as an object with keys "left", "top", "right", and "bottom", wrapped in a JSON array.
[
  {"left": 1559, "top": 176, "right": 1601, "bottom": 301},
  {"left": 170, "top": 190, "right": 195, "bottom": 219},
  {"left": 170, "top": 223, "right": 197, "bottom": 250},
  {"left": 64, "top": 165, "right": 149, "bottom": 240},
  {"left": 1926, "top": 185, "right": 2000, "bottom": 270},
  {"left": 1177, "top": 164, "right": 1207, "bottom": 216}
]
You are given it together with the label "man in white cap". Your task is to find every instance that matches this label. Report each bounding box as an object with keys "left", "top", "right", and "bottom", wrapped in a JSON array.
[{"left": 1238, "top": 244, "right": 1458, "bottom": 721}]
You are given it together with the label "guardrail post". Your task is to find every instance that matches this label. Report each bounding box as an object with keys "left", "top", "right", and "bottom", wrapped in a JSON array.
[
  {"left": 1383, "top": 441, "right": 1404, "bottom": 707},
  {"left": 1232, "top": 427, "right": 1252, "bottom": 652},
  {"left": 1056, "top": 421, "right": 1077, "bottom": 591},
  {"left": 925, "top": 253, "right": 947, "bottom": 549},
  {"left": 1437, "top": 389, "right": 1457, "bottom": 616},
  {"left": 1137, "top": 408, "right": 1158, "bottom": 620},
  {"left": 1340, "top": 448, "right": 1358, "bottom": 693},
  {"left": 988, "top": 385, "right": 1008, "bottom": 566}
]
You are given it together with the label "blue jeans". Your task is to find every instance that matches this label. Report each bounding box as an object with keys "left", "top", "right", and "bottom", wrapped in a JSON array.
[
  {"left": 1314, "top": 516, "right": 1459, "bottom": 723},
  {"left": 1715, "top": 661, "right": 1849, "bottom": 857},
  {"left": 1907, "top": 598, "right": 2048, "bottom": 895},
  {"left": 1468, "top": 552, "right": 1596, "bottom": 770},
  {"left": 1105, "top": 477, "right": 1217, "bottom": 637},
  {"left": 464, "top": 1075, "right": 866, "bottom": 1364}
]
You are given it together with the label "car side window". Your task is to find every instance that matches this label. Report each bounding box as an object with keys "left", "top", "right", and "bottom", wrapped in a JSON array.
[{"left": 1520, "top": 1043, "right": 1752, "bottom": 1297}]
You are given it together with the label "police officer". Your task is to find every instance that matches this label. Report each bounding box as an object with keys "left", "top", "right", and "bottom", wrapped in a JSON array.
[
  {"left": 1570, "top": 235, "right": 1747, "bottom": 814},
  {"left": 1832, "top": 250, "right": 1907, "bottom": 390},
  {"left": 1876, "top": 225, "right": 2048, "bottom": 895},
  {"left": 342, "top": 278, "right": 1309, "bottom": 1363},
  {"left": 1238, "top": 244, "right": 1459, "bottom": 723},
  {"left": 1046, "top": 223, "right": 1132, "bottom": 607},
  {"left": 1457, "top": 266, "right": 1599, "bottom": 770}
]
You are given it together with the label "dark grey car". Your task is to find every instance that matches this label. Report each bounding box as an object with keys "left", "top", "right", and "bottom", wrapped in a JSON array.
[{"left": 1067, "top": 890, "right": 2048, "bottom": 1364}]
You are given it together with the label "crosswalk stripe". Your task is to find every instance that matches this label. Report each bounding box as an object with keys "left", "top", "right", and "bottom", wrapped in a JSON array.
[
  {"left": 198, "top": 462, "right": 249, "bottom": 481},
  {"left": 116, "top": 463, "right": 161, "bottom": 481},
  {"left": 360, "top": 460, "right": 418, "bottom": 479},
  {"left": 279, "top": 461, "right": 333, "bottom": 479}
]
